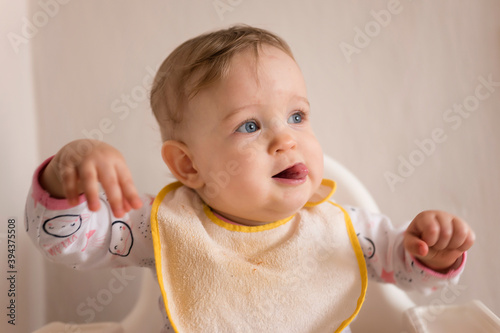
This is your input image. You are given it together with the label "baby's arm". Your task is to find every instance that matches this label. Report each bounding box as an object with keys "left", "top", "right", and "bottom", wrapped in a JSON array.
[
  {"left": 25, "top": 140, "right": 154, "bottom": 269},
  {"left": 347, "top": 206, "right": 473, "bottom": 293}
]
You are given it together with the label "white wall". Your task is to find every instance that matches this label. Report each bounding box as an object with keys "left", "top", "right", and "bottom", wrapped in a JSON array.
[
  {"left": 1, "top": 0, "right": 498, "bottom": 331},
  {"left": 0, "top": 0, "right": 45, "bottom": 332}
]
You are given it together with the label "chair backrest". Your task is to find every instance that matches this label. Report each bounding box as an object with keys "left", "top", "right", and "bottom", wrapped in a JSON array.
[{"left": 322, "top": 154, "right": 380, "bottom": 212}]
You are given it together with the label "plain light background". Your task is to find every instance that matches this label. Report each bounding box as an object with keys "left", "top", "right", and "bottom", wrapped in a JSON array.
[{"left": 1, "top": 0, "right": 499, "bottom": 332}]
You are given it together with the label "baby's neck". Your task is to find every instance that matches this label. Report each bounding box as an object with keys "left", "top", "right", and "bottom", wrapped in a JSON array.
[
  {"left": 210, "top": 208, "right": 275, "bottom": 227},
  {"left": 212, "top": 211, "right": 243, "bottom": 225}
]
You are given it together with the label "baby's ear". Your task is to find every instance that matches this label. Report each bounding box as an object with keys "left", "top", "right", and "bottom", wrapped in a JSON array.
[{"left": 161, "top": 140, "right": 203, "bottom": 189}]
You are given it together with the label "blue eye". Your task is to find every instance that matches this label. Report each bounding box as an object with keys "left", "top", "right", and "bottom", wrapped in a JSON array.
[
  {"left": 288, "top": 112, "right": 303, "bottom": 124},
  {"left": 236, "top": 120, "right": 259, "bottom": 133}
]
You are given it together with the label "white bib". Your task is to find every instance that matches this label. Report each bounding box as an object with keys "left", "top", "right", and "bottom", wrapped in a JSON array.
[{"left": 151, "top": 180, "right": 367, "bottom": 333}]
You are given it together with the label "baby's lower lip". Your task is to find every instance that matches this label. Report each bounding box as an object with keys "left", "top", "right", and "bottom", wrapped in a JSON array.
[
  {"left": 272, "top": 163, "right": 309, "bottom": 184},
  {"left": 272, "top": 177, "right": 307, "bottom": 185}
]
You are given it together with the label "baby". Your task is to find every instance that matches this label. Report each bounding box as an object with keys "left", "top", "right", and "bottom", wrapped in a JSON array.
[{"left": 26, "top": 25, "right": 475, "bottom": 333}]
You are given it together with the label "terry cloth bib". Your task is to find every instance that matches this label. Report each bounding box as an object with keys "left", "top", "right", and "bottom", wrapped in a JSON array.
[{"left": 151, "top": 179, "right": 367, "bottom": 333}]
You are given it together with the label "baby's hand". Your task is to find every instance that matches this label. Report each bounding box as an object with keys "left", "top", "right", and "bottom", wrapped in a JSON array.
[
  {"left": 403, "top": 211, "right": 475, "bottom": 272},
  {"left": 40, "top": 139, "right": 143, "bottom": 217}
]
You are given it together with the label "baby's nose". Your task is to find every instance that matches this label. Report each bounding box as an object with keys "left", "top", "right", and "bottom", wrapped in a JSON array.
[{"left": 268, "top": 129, "right": 296, "bottom": 154}]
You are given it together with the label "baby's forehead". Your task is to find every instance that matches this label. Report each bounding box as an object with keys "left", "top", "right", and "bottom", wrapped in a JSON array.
[
  {"left": 202, "top": 45, "right": 296, "bottom": 85},
  {"left": 215, "top": 46, "right": 299, "bottom": 87},
  {"left": 188, "top": 49, "right": 304, "bottom": 111}
]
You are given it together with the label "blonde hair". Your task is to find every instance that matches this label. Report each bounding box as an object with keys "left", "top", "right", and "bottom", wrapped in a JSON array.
[{"left": 150, "top": 25, "right": 294, "bottom": 141}]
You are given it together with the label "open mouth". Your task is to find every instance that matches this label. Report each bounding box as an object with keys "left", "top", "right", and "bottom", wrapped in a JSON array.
[{"left": 272, "top": 163, "right": 309, "bottom": 180}]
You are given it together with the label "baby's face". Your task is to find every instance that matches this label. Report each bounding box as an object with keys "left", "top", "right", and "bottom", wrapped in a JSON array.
[{"left": 183, "top": 45, "right": 324, "bottom": 225}]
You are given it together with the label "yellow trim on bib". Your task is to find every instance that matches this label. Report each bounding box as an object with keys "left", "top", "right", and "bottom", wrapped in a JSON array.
[
  {"left": 151, "top": 182, "right": 182, "bottom": 333},
  {"left": 330, "top": 201, "right": 368, "bottom": 332},
  {"left": 304, "top": 179, "right": 337, "bottom": 207},
  {"left": 204, "top": 204, "right": 293, "bottom": 233}
]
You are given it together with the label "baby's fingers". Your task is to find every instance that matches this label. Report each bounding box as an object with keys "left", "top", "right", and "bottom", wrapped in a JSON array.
[
  {"left": 60, "top": 166, "right": 83, "bottom": 207},
  {"left": 404, "top": 233, "right": 429, "bottom": 257},
  {"left": 458, "top": 232, "right": 475, "bottom": 252},
  {"left": 429, "top": 214, "right": 454, "bottom": 250},
  {"left": 447, "top": 218, "right": 475, "bottom": 251},
  {"left": 116, "top": 163, "right": 143, "bottom": 211},
  {"left": 79, "top": 161, "right": 102, "bottom": 212},
  {"left": 406, "top": 211, "right": 441, "bottom": 248},
  {"left": 97, "top": 164, "right": 126, "bottom": 217}
]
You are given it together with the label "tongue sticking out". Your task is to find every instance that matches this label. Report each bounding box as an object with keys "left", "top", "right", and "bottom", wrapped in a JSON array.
[{"left": 273, "top": 163, "right": 309, "bottom": 179}]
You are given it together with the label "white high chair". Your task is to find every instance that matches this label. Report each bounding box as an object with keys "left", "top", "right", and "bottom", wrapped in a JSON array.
[{"left": 33, "top": 155, "right": 416, "bottom": 333}]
